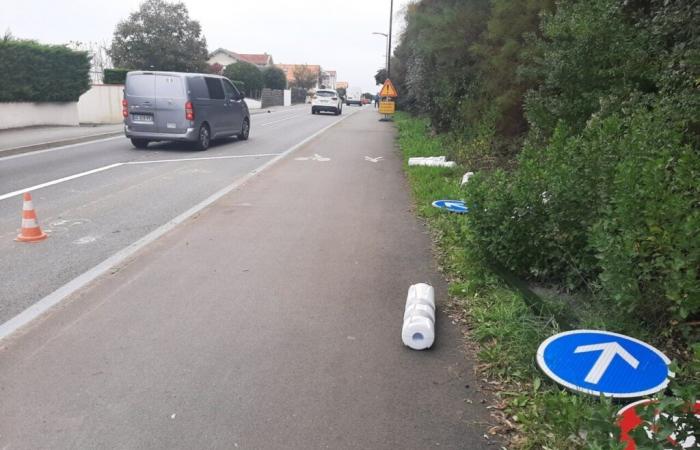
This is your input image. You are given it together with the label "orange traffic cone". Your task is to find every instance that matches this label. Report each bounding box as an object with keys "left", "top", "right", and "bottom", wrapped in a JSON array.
[{"left": 16, "top": 192, "right": 47, "bottom": 242}]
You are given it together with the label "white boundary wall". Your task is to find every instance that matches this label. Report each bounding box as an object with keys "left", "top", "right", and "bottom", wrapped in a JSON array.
[
  {"left": 0, "top": 102, "right": 79, "bottom": 129},
  {"left": 78, "top": 85, "right": 124, "bottom": 124}
]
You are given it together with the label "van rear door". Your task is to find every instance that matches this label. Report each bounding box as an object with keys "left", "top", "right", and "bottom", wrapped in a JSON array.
[
  {"left": 154, "top": 74, "right": 187, "bottom": 135},
  {"left": 125, "top": 73, "right": 156, "bottom": 133}
]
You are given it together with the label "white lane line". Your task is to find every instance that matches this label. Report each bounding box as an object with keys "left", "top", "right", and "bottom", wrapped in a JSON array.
[
  {"left": 0, "top": 163, "right": 124, "bottom": 202},
  {"left": 0, "top": 154, "right": 282, "bottom": 201},
  {"left": 0, "top": 109, "right": 357, "bottom": 341}
]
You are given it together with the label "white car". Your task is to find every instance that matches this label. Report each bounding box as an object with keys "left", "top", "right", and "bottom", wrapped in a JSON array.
[{"left": 311, "top": 89, "right": 343, "bottom": 115}]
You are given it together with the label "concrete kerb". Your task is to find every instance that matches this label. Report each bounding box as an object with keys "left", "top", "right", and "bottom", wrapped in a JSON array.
[
  {"left": 0, "top": 106, "right": 307, "bottom": 158},
  {"left": 0, "top": 130, "right": 124, "bottom": 158}
]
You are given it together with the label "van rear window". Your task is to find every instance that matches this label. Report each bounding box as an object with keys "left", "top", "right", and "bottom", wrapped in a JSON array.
[
  {"left": 156, "top": 75, "right": 185, "bottom": 98},
  {"left": 126, "top": 74, "right": 154, "bottom": 97},
  {"left": 188, "top": 77, "right": 210, "bottom": 100}
]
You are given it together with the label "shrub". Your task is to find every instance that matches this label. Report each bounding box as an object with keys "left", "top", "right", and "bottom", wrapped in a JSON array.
[
  {"left": 223, "top": 61, "right": 262, "bottom": 97},
  {"left": 0, "top": 39, "right": 90, "bottom": 102},
  {"left": 262, "top": 66, "right": 287, "bottom": 90},
  {"left": 591, "top": 102, "right": 700, "bottom": 324},
  {"left": 103, "top": 68, "right": 129, "bottom": 85}
]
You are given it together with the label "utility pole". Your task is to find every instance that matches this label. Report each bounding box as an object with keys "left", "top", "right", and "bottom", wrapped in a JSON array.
[{"left": 387, "top": 0, "right": 393, "bottom": 80}]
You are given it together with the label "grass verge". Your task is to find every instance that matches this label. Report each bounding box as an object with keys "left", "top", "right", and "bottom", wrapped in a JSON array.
[{"left": 394, "top": 112, "right": 699, "bottom": 449}]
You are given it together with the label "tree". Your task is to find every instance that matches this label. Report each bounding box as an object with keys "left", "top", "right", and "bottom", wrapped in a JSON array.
[
  {"left": 223, "top": 60, "right": 263, "bottom": 97},
  {"left": 336, "top": 87, "right": 347, "bottom": 99},
  {"left": 291, "top": 64, "right": 318, "bottom": 91},
  {"left": 207, "top": 62, "right": 223, "bottom": 74},
  {"left": 374, "top": 68, "right": 387, "bottom": 85},
  {"left": 262, "top": 66, "right": 287, "bottom": 90},
  {"left": 108, "top": 0, "right": 208, "bottom": 72}
]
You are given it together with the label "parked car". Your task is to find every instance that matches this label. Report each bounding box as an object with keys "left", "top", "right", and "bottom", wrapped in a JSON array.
[
  {"left": 311, "top": 89, "right": 343, "bottom": 115},
  {"left": 123, "top": 71, "right": 250, "bottom": 151}
]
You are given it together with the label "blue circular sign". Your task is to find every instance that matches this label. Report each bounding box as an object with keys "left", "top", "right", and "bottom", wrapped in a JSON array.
[
  {"left": 536, "top": 330, "right": 672, "bottom": 398},
  {"left": 432, "top": 200, "right": 468, "bottom": 214}
]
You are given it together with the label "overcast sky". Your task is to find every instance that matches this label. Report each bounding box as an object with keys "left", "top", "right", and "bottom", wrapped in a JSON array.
[{"left": 0, "top": 0, "right": 412, "bottom": 93}]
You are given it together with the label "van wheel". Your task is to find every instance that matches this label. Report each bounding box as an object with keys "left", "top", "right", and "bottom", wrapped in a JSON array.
[
  {"left": 194, "top": 124, "right": 210, "bottom": 151},
  {"left": 130, "top": 138, "right": 149, "bottom": 149},
  {"left": 311, "top": 108, "right": 316, "bottom": 115},
  {"left": 238, "top": 118, "right": 250, "bottom": 141}
]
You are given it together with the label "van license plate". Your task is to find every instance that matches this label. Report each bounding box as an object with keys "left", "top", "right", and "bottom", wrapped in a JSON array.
[{"left": 132, "top": 114, "right": 153, "bottom": 123}]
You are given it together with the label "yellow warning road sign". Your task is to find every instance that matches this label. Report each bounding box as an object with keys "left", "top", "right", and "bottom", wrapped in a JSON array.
[
  {"left": 379, "top": 79, "right": 398, "bottom": 98},
  {"left": 379, "top": 100, "right": 395, "bottom": 114}
]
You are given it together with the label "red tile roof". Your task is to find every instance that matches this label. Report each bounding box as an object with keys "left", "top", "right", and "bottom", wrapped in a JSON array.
[
  {"left": 276, "top": 64, "right": 321, "bottom": 83},
  {"left": 237, "top": 53, "right": 272, "bottom": 66}
]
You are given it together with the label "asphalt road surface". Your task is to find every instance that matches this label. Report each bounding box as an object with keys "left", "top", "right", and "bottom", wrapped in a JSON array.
[
  {"left": 0, "top": 107, "right": 493, "bottom": 449},
  {"left": 0, "top": 104, "right": 349, "bottom": 323}
]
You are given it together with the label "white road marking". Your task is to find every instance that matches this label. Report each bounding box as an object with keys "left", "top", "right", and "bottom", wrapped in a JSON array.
[
  {"left": 73, "top": 236, "right": 98, "bottom": 245},
  {"left": 0, "top": 109, "right": 358, "bottom": 341},
  {"left": 365, "top": 156, "right": 383, "bottom": 163},
  {"left": 0, "top": 163, "right": 123, "bottom": 202},
  {"left": 294, "top": 153, "right": 330, "bottom": 162},
  {"left": 0, "top": 154, "right": 281, "bottom": 202}
]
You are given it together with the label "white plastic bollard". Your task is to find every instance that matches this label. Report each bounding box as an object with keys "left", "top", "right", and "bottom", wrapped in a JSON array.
[{"left": 402, "top": 283, "right": 436, "bottom": 350}]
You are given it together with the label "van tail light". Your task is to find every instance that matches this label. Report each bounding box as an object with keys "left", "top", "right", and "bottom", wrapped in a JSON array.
[
  {"left": 185, "top": 101, "right": 194, "bottom": 120},
  {"left": 121, "top": 99, "right": 128, "bottom": 118}
]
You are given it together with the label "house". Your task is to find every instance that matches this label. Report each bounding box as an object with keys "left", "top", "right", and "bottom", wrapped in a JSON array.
[
  {"left": 277, "top": 64, "right": 338, "bottom": 91},
  {"left": 336, "top": 81, "right": 349, "bottom": 90},
  {"left": 321, "top": 70, "right": 337, "bottom": 89},
  {"left": 208, "top": 48, "right": 274, "bottom": 69}
]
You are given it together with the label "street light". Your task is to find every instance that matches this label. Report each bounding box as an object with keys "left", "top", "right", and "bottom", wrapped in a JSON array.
[
  {"left": 372, "top": 0, "right": 394, "bottom": 80},
  {"left": 372, "top": 32, "right": 389, "bottom": 79}
]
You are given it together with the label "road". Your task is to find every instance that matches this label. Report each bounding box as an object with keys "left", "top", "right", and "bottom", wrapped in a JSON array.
[
  {"left": 0, "top": 104, "right": 349, "bottom": 324},
  {"left": 0, "top": 107, "right": 492, "bottom": 449}
]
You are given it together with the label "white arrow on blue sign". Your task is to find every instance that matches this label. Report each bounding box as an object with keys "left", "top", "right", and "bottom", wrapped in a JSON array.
[
  {"left": 536, "top": 330, "right": 672, "bottom": 398},
  {"left": 432, "top": 200, "right": 468, "bottom": 214}
]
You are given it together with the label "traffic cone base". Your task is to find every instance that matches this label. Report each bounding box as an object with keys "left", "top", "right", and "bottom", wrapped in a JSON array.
[{"left": 16, "top": 192, "right": 48, "bottom": 242}]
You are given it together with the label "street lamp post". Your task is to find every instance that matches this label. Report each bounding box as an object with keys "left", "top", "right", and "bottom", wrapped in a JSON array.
[
  {"left": 371, "top": 31, "right": 389, "bottom": 77},
  {"left": 372, "top": 0, "right": 394, "bottom": 81}
]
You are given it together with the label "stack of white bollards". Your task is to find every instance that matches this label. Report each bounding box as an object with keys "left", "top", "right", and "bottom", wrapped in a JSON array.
[{"left": 402, "top": 283, "right": 436, "bottom": 350}]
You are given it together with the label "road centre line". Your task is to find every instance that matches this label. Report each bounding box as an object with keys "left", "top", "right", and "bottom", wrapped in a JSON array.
[
  {"left": 0, "top": 109, "right": 356, "bottom": 341},
  {"left": 0, "top": 153, "right": 281, "bottom": 202}
]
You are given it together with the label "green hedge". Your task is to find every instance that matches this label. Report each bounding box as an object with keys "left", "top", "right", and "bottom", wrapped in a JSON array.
[
  {"left": 0, "top": 39, "right": 90, "bottom": 102},
  {"left": 103, "top": 68, "right": 129, "bottom": 85}
]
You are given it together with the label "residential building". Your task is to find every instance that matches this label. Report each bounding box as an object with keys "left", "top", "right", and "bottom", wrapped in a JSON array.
[
  {"left": 208, "top": 48, "right": 274, "bottom": 69},
  {"left": 277, "top": 64, "right": 338, "bottom": 91},
  {"left": 321, "top": 70, "right": 337, "bottom": 89}
]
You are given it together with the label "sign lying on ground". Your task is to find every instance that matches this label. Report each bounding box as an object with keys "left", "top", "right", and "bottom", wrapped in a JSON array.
[
  {"left": 618, "top": 399, "right": 699, "bottom": 450},
  {"left": 379, "top": 79, "right": 398, "bottom": 98},
  {"left": 431, "top": 200, "right": 468, "bottom": 214},
  {"left": 536, "top": 330, "right": 672, "bottom": 398},
  {"left": 379, "top": 101, "right": 395, "bottom": 115}
]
